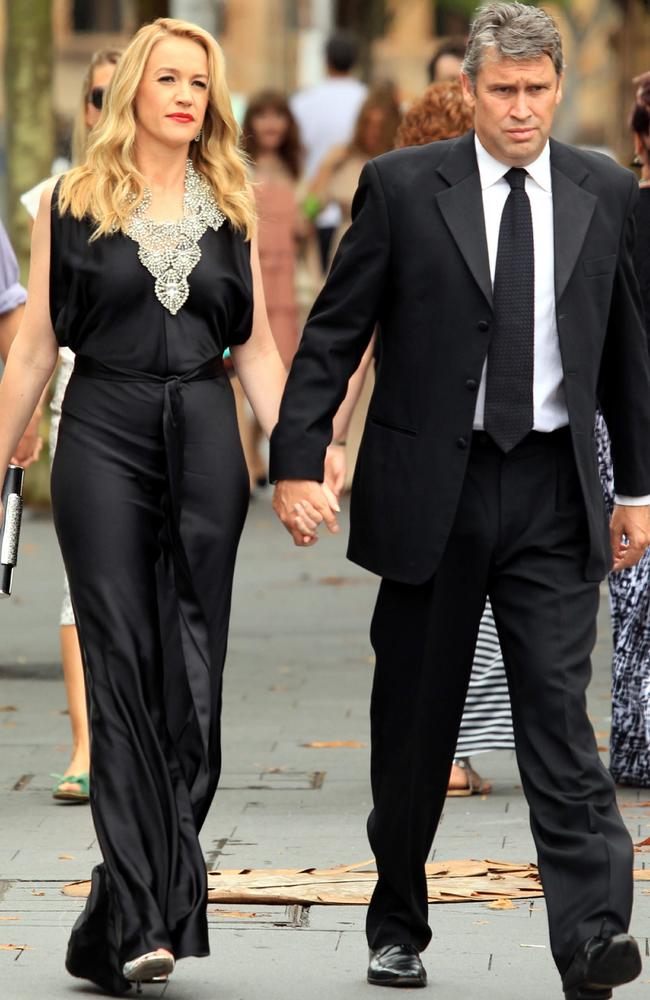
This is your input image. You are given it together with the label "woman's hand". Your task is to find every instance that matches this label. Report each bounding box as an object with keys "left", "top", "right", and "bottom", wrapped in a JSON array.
[
  {"left": 324, "top": 443, "right": 346, "bottom": 499},
  {"left": 10, "top": 409, "right": 43, "bottom": 468}
]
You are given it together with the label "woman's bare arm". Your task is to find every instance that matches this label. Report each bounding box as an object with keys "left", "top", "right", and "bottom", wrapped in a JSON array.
[
  {"left": 0, "top": 183, "right": 59, "bottom": 489},
  {"left": 230, "top": 233, "right": 288, "bottom": 439}
]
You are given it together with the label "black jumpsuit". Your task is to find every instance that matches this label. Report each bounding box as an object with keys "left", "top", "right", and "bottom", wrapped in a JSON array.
[{"left": 49, "top": 182, "right": 252, "bottom": 994}]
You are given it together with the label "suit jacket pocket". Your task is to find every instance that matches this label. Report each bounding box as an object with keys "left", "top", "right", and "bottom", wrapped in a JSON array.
[
  {"left": 369, "top": 415, "right": 418, "bottom": 437},
  {"left": 583, "top": 254, "right": 617, "bottom": 277}
]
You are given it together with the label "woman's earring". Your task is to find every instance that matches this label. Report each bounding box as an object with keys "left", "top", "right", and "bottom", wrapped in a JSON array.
[{"left": 194, "top": 129, "right": 203, "bottom": 143}]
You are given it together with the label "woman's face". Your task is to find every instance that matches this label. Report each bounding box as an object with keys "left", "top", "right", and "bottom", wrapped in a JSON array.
[
  {"left": 251, "top": 107, "right": 289, "bottom": 153},
  {"left": 361, "top": 108, "right": 387, "bottom": 155},
  {"left": 134, "top": 35, "right": 210, "bottom": 150},
  {"left": 85, "top": 61, "right": 117, "bottom": 129}
]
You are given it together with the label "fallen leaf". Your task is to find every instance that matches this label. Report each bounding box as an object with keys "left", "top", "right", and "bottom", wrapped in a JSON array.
[
  {"left": 0, "top": 917, "right": 19, "bottom": 922},
  {"left": 302, "top": 741, "right": 366, "bottom": 749},
  {"left": 519, "top": 943, "right": 546, "bottom": 949},
  {"left": 473, "top": 920, "right": 489, "bottom": 925},
  {"left": 634, "top": 837, "right": 650, "bottom": 849},
  {"left": 620, "top": 801, "right": 650, "bottom": 809},
  {"left": 0, "top": 706, "right": 17, "bottom": 712},
  {"left": 597, "top": 746, "right": 609, "bottom": 752},
  {"left": 58, "top": 854, "right": 75, "bottom": 861},
  {"left": 31, "top": 891, "right": 44, "bottom": 897},
  {"left": 0, "top": 944, "right": 32, "bottom": 951},
  {"left": 208, "top": 909, "right": 259, "bottom": 918},
  {"left": 487, "top": 898, "right": 518, "bottom": 910}
]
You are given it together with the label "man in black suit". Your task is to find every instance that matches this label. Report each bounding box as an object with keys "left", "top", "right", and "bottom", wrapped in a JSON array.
[{"left": 270, "top": 4, "right": 650, "bottom": 996}]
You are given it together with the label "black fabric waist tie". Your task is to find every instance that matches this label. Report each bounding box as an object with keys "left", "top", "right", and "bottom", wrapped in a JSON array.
[{"left": 73, "top": 354, "right": 227, "bottom": 787}]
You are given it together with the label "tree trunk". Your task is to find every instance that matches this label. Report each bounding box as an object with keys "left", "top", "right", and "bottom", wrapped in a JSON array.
[
  {"left": 135, "top": 0, "right": 169, "bottom": 26},
  {"left": 5, "top": 0, "right": 54, "bottom": 279}
]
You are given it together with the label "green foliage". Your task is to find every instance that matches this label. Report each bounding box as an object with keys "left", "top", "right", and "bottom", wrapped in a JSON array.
[{"left": 435, "top": 0, "right": 570, "bottom": 14}]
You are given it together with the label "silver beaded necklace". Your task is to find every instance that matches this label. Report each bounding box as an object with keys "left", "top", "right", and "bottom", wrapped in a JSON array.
[{"left": 126, "top": 159, "right": 226, "bottom": 316}]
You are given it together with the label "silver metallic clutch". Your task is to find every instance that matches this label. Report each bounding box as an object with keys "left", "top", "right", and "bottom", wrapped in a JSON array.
[{"left": 0, "top": 465, "right": 24, "bottom": 598}]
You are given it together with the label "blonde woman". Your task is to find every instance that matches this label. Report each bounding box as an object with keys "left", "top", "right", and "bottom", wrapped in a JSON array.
[
  {"left": 0, "top": 18, "right": 300, "bottom": 994},
  {"left": 21, "top": 47, "right": 122, "bottom": 805}
]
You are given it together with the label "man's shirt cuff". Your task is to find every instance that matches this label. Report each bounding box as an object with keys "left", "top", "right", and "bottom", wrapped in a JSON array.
[{"left": 614, "top": 494, "right": 650, "bottom": 506}]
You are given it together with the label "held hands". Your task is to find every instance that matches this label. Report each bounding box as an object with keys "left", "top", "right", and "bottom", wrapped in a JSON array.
[
  {"left": 273, "top": 479, "right": 340, "bottom": 547},
  {"left": 610, "top": 504, "right": 650, "bottom": 572}
]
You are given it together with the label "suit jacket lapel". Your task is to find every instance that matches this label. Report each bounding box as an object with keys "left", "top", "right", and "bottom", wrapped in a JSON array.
[
  {"left": 550, "top": 140, "right": 597, "bottom": 303},
  {"left": 435, "top": 131, "right": 493, "bottom": 309}
]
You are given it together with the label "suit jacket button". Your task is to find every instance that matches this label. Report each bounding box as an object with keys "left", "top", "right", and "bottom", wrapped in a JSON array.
[
  {"left": 466, "top": 379, "right": 478, "bottom": 391},
  {"left": 477, "top": 320, "right": 490, "bottom": 332},
  {"left": 456, "top": 436, "right": 468, "bottom": 449}
]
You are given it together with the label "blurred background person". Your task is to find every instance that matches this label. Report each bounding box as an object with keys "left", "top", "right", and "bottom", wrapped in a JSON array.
[
  {"left": 237, "top": 89, "right": 305, "bottom": 491},
  {"left": 311, "top": 85, "right": 401, "bottom": 494},
  {"left": 20, "top": 47, "right": 121, "bottom": 804},
  {"left": 427, "top": 37, "right": 467, "bottom": 85},
  {"left": 597, "top": 70, "right": 650, "bottom": 787},
  {"left": 291, "top": 30, "right": 367, "bottom": 274},
  {"left": 309, "top": 84, "right": 401, "bottom": 269}
]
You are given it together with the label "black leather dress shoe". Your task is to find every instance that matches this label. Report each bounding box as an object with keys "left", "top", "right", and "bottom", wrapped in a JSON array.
[
  {"left": 367, "top": 944, "right": 427, "bottom": 988},
  {"left": 561, "top": 933, "right": 642, "bottom": 1000}
]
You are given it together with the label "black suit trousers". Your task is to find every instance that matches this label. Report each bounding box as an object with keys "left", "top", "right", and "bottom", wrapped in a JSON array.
[{"left": 366, "top": 429, "right": 633, "bottom": 973}]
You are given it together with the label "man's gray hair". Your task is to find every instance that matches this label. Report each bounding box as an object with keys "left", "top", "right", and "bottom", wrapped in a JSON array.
[{"left": 462, "top": 2, "right": 564, "bottom": 86}]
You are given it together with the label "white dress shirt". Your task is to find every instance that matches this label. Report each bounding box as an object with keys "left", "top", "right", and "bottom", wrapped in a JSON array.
[
  {"left": 473, "top": 135, "right": 567, "bottom": 433},
  {"left": 473, "top": 135, "right": 648, "bottom": 506}
]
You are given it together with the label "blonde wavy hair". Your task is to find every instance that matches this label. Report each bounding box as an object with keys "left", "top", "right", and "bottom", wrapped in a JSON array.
[
  {"left": 59, "top": 18, "right": 255, "bottom": 240},
  {"left": 71, "top": 48, "right": 122, "bottom": 166}
]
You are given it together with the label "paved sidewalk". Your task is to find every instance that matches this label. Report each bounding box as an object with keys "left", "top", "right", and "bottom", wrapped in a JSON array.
[{"left": 0, "top": 497, "right": 649, "bottom": 1000}]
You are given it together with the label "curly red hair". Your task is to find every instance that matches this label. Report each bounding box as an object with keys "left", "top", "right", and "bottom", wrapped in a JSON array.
[{"left": 395, "top": 80, "right": 473, "bottom": 148}]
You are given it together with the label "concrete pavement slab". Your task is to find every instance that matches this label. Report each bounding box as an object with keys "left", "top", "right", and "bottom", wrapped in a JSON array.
[{"left": 1, "top": 496, "right": 649, "bottom": 998}]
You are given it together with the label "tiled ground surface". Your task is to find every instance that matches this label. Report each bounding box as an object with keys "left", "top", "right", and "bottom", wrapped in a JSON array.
[{"left": 1, "top": 497, "right": 648, "bottom": 999}]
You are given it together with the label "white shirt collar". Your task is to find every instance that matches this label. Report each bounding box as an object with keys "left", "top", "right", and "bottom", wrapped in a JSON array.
[{"left": 474, "top": 133, "right": 552, "bottom": 193}]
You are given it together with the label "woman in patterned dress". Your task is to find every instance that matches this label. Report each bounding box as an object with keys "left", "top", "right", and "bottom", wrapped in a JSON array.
[{"left": 597, "top": 72, "right": 650, "bottom": 787}]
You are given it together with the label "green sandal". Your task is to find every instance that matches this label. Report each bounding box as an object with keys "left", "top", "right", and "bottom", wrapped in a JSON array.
[{"left": 51, "top": 772, "right": 90, "bottom": 802}]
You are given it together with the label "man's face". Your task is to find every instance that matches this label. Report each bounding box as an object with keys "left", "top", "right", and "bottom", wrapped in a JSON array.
[
  {"left": 461, "top": 50, "right": 562, "bottom": 166},
  {"left": 433, "top": 53, "right": 463, "bottom": 82}
]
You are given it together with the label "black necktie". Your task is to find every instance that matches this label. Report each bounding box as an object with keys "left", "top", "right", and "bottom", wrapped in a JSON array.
[{"left": 484, "top": 167, "right": 534, "bottom": 452}]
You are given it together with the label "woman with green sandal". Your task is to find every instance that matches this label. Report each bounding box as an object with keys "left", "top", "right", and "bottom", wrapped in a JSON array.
[{"left": 21, "top": 48, "right": 122, "bottom": 804}]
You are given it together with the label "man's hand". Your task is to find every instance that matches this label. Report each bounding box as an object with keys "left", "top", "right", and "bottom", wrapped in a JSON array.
[
  {"left": 273, "top": 479, "right": 340, "bottom": 546},
  {"left": 324, "top": 443, "right": 347, "bottom": 499},
  {"left": 10, "top": 410, "right": 43, "bottom": 468},
  {"left": 610, "top": 503, "right": 650, "bottom": 572}
]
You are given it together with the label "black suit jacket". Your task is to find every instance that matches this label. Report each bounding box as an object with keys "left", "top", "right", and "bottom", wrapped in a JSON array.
[{"left": 270, "top": 130, "right": 650, "bottom": 584}]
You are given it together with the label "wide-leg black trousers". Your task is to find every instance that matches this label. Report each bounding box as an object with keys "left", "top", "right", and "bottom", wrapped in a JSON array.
[
  {"left": 366, "top": 428, "right": 633, "bottom": 974},
  {"left": 51, "top": 365, "right": 249, "bottom": 992}
]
